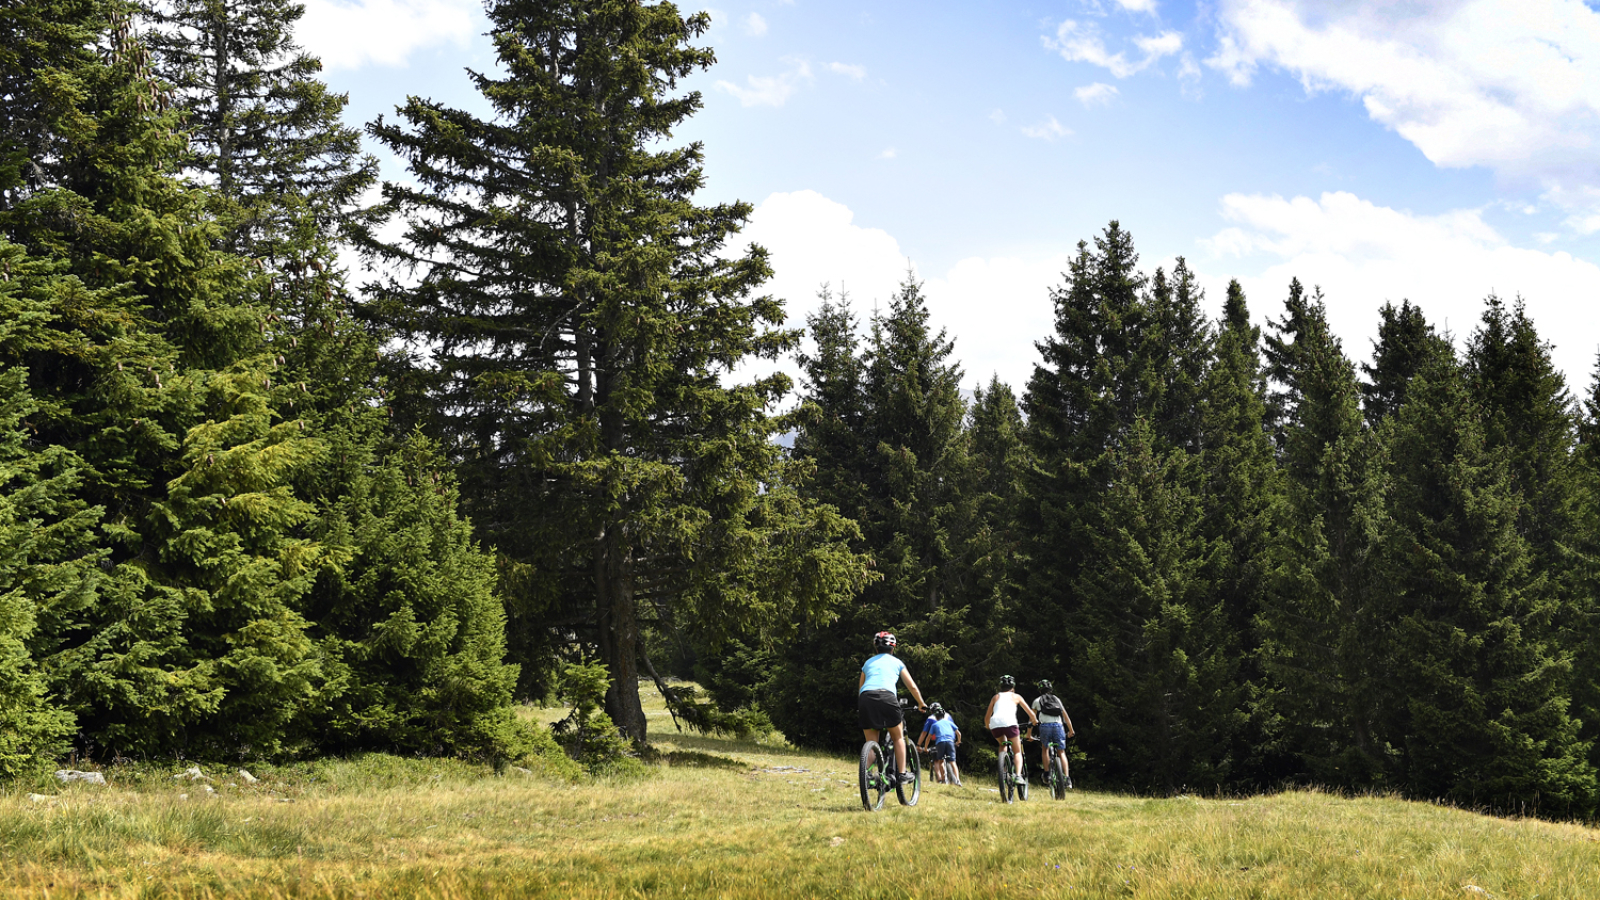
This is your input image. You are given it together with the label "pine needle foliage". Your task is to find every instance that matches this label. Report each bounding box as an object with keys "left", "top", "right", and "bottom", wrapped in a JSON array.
[{"left": 356, "top": 0, "right": 866, "bottom": 742}]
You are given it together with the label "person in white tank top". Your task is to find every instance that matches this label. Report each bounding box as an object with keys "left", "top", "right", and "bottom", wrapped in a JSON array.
[{"left": 984, "top": 675, "right": 1037, "bottom": 785}]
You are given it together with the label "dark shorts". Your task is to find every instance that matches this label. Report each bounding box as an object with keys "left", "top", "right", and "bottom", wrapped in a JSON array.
[
  {"left": 935, "top": 740, "right": 957, "bottom": 762},
  {"left": 858, "top": 689, "right": 904, "bottom": 731},
  {"left": 990, "top": 725, "right": 1020, "bottom": 740}
]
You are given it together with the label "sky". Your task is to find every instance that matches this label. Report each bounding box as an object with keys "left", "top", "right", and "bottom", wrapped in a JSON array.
[{"left": 300, "top": 0, "right": 1600, "bottom": 398}]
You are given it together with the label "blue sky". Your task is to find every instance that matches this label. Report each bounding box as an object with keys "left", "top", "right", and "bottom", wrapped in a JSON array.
[{"left": 303, "top": 0, "right": 1600, "bottom": 396}]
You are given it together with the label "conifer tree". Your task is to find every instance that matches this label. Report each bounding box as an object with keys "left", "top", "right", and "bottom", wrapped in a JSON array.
[
  {"left": 1022, "top": 223, "right": 1152, "bottom": 686},
  {"left": 1257, "top": 280, "right": 1394, "bottom": 787},
  {"left": 1380, "top": 349, "right": 1596, "bottom": 816},
  {"left": 0, "top": 1, "right": 336, "bottom": 757},
  {"left": 1144, "top": 257, "right": 1210, "bottom": 454},
  {"left": 1196, "top": 280, "right": 1283, "bottom": 784},
  {"left": 357, "top": 0, "right": 866, "bottom": 741},
  {"left": 0, "top": 241, "right": 105, "bottom": 778},
  {"left": 770, "top": 276, "right": 975, "bottom": 747},
  {"left": 144, "top": 0, "right": 377, "bottom": 256},
  {"left": 1360, "top": 300, "right": 1447, "bottom": 426},
  {"left": 1071, "top": 418, "right": 1238, "bottom": 792}
]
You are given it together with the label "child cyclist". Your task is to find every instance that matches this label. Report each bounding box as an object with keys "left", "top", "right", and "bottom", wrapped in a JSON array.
[
  {"left": 1029, "top": 679, "right": 1075, "bottom": 788},
  {"left": 916, "top": 703, "right": 962, "bottom": 785},
  {"left": 985, "top": 675, "right": 1037, "bottom": 785},
  {"left": 858, "top": 632, "right": 928, "bottom": 785}
]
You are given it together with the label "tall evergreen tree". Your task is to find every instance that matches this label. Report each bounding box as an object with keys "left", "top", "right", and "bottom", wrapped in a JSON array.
[
  {"left": 144, "top": 0, "right": 377, "bottom": 256},
  {"left": 1071, "top": 418, "right": 1238, "bottom": 792},
  {"left": 1380, "top": 349, "right": 1596, "bottom": 816},
  {"left": 769, "top": 276, "right": 976, "bottom": 747},
  {"left": 1196, "top": 280, "right": 1283, "bottom": 785},
  {"left": 1258, "top": 280, "right": 1394, "bottom": 787},
  {"left": 1360, "top": 300, "right": 1447, "bottom": 426},
  {"left": 357, "top": 0, "right": 865, "bottom": 740},
  {"left": 0, "top": 0, "right": 338, "bottom": 757}
]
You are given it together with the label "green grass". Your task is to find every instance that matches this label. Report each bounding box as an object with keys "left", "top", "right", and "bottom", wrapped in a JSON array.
[{"left": 4, "top": 690, "right": 1598, "bottom": 899}]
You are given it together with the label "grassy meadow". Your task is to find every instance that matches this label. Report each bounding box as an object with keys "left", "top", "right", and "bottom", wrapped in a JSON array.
[{"left": 5, "top": 690, "right": 1600, "bottom": 899}]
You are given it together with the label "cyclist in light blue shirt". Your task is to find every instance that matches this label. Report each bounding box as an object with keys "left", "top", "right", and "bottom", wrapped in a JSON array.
[
  {"left": 917, "top": 702, "right": 962, "bottom": 785},
  {"left": 858, "top": 631, "right": 927, "bottom": 785}
]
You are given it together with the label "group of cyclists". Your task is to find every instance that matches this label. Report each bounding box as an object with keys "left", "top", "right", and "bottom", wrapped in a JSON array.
[{"left": 856, "top": 630, "right": 1076, "bottom": 796}]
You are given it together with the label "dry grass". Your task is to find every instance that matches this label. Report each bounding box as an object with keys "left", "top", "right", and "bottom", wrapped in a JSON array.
[{"left": 4, "top": 691, "right": 1598, "bottom": 899}]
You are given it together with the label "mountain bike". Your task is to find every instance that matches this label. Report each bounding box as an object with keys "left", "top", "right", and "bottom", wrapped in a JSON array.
[
  {"left": 1028, "top": 734, "right": 1071, "bottom": 800},
  {"left": 996, "top": 744, "right": 1029, "bottom": 803},
  {"left": 858, "top": 701, "right": 922, "bottom": 811}
]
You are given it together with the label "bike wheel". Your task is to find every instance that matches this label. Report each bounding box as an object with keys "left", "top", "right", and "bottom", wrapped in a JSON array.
[
  {"left": 997, "top": 750, "right": 1014, "bottom": 803},
  {"left": 1017, "top": 759, "right": 1030, "bottom": 801},
  {"left": 897, "top": 740, "right": 921, "bottom": 806},
  {"left": 859, "top": 741, "right": 887, "bottom": 811},
  {"left": 1051, "top": 752, "right": 1068, "bottom": 800}
]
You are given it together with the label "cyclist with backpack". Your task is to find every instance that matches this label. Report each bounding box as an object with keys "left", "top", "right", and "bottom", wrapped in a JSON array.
[
  {"left": 1029, "top": 679, "right": 1075, "bottom": 788},
  {"left": 858, "top": 631, "right": 927, "bottom": 785},
  {"left": 984, "top": 675, "right": 1037, "bottom": 785}
]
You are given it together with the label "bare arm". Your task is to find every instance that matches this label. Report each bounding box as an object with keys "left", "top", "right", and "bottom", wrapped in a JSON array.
[
  {"left": 858, "top": 671, "right": 865, "bottom": 691},
  {"left": 1064, "top": 712, "right": 1075, "bottom": 738},
  {"left": 983, "top": 694, "right": 997, "bottom": 727},
  {"left": 1020, "top": 695, "right": 1039, "bottom": 725}
]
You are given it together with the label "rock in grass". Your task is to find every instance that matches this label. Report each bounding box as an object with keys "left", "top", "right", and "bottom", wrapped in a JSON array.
[
  {"left": 238, "top": 769, "right": 258, "bottom": 784},
  {"left": 27, "top": 793, "right": 53, "bottom": 803},
  {"left": 174, "top": 766, "right": 209, "bottom": 781},
  {"left": 54, "top": 770, "right": 106, "bottom": 785}
]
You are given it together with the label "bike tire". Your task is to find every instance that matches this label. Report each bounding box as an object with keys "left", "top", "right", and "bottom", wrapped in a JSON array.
[
  {"left": 1051, "top": 752, "right": 1067, "bottom": 800},
  {"left": 898, "top": 739, "right": 921, "bottom": 806},
  {"left": 997, "top": 750, "right": 1014, "bottom": 803},
  {"left": 859, "top": 741, "right": 887, "bottom": 811},
  {"left": 1017, "top": 760, "right": 1030, "bottom": 801}
]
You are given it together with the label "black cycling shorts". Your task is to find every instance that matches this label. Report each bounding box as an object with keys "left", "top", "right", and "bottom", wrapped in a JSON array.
[{"left": 857, "top": 689, "right": 904, "bottom": 731}]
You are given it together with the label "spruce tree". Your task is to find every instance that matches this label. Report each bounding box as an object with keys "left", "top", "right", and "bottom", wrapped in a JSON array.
[
  {"left": 1, "top": 1, "right": 335, "bottom": 757},
  {"left": 1022, "top": 223, "right": 1152, "bottom": 690},
  {"left": 357, "top": 0, "right": 866, "bottom": 741},
  {"left": 1360, "top": 300, "right": 1447, "bottom": 426},
  {"left": 1257, "top": 280, "right": 1394, "bottom": 787},
  {"left": 1380, "top": 349, "right": 1596, "bottom": 816},
  {"left": 1196, "top": 280, "right": 1284, "bottom": 785},
  {"left": 1071, "top": 418, "right": 1238, "bottom": 792},
  {"left": 144, "top": 0, "right": 377, "bottom": 256},
  {"left": 770, "top": 276, "right": 976, "bottom": 747}
]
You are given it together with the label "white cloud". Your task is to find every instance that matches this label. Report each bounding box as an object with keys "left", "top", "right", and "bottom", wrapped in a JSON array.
[
  {"left": 878, "top": 147, "right": 897, "bottom": 160},
  {"left": 989, "top": 108, "right": 1008, "bottom": 124},
  {"left": 1114, "top": 0, "right": 1159, "bottom": 11},
  {"left": 1199, "top": 190, "right": 1600, "bottom": 384},
  {"left": 1044, "top": 19, "right": 1182, "bottom": 78},
  {"left": 716, "top": 59, "right": 813, "bottom": 107},
  {"left": 1207, "top": 0, "right": 1600, "bottom": 222},
  {"left": 743, "top": 12, "right": 767, "bottom": 36},
  {"left": 1074, "top": 82, "right": 1120, "bottom": 107},
  {"left": 300, "top": 0, "right": 477, "bottom": 69},
  {"left": 1022, "top": 115, "right": 1071, "bottom": 140},
  {"left": 828, "top": 62, "right": 867, "bottom": 80},
  {"left": 727, "top": 191, "right": 1065, "bottom": 394}
]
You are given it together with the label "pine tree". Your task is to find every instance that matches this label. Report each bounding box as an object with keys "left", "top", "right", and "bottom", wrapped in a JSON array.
[
  {"left": 144, "top": 0, "right": 377, "bottom": 257},
  {"left": 1071, "top": 418, "right": 1238, "bottom": 792},
  {"left": 1360, "top": 300, "right": 1447, "bottom": 426},
  {"left": 0, "top": 241, "right": 104, "bottom": 778},
  {"left": 1196, "top": 280, "right": 1284, "bottom": 785},
  {"left": 1257, "top": 280, "right": 1395, "bottom": 787},
  {"left": 1022, "top": 223, "right": 1152, "bottom": 691},
  {"left": 1380, "top": 349, "right": 1596, "bottom": 816},
  {"left": 357, "top": 0, "right": 865, "bottom": 741},
  {"left": 1143, "top": 257, "right": 1210, "bottom": 454},
  {"left": 769, "top": 276, "right": 975, "bottom": 747},
  {"left": 0, "top": 1, "right": 336, "bottom": 757}
]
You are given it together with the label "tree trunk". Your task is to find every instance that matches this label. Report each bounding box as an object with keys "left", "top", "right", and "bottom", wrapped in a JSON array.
[{"left": 596, "top": 518, "right": 647, "bottom": 743}]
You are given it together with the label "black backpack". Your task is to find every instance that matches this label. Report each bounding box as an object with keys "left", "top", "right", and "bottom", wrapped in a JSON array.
[{"left": 1038, "top": 693, "right": 1064, "bottom": 717}]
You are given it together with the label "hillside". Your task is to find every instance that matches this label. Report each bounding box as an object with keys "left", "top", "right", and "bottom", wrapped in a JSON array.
[{"left": 4, "top": 693, "right": 1597, "bottom": 899}]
